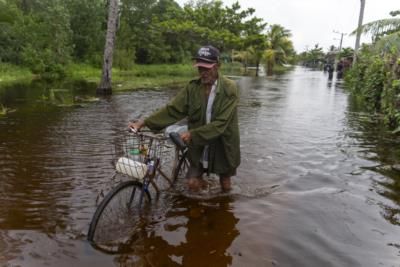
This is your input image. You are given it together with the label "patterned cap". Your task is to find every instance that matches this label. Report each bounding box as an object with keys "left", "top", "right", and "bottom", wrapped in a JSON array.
[{"left": 192, "top": 45, "right": 220, "bottom": 68}]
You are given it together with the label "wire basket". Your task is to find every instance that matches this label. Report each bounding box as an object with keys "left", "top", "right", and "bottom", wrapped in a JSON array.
[{"left": 112, "top": 131, "right": 169, "bottom": 180}]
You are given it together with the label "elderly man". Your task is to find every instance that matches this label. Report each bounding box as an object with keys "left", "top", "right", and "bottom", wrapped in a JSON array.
[{"left": 129, "top": 45, "right": 240, "bottom": 192}]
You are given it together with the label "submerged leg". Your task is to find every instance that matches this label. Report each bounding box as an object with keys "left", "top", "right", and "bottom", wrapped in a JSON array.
[{"left": 219, "top": 175, "right": 231, "bottom": 192}]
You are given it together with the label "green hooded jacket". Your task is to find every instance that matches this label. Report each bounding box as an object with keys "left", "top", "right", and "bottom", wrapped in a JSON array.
[{"left": 144, "top": 75, "right": 240, "bottom": 174}]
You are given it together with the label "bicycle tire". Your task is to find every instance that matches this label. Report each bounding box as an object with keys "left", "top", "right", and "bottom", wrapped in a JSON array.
[
  {"left": 87, "top": 180, "right": 151, "bottom": 250},
  {"left": 172, "top": 152, "right": 189, "bottom": 183}
]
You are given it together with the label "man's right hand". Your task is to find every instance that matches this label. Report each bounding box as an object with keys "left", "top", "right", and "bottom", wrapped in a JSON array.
[
  {"left": 128, "top": 119, "right": 145, "bottom": 133},
  {"left": 180, "top": 131, "right": 192, "bottom": 144}
]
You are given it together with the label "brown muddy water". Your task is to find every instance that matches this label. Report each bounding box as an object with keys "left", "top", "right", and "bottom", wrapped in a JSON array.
[{"left": 0, "top": 67, "right": 399, "bottom": 267}]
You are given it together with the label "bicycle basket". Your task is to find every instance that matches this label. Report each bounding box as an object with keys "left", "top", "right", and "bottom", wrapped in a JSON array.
[{"left": 113, "top": 131, "right": 168, "bottom": 180}]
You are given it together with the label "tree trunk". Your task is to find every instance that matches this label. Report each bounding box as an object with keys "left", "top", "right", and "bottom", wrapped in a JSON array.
[
  {"left": 255, "top": 59, "right": 259, "bottom": 77},
  {"left": 267, "top": 62, "right": 274, "bottom": 76},
  {"left": 97, "top": 0, "right": 119, "bottom": 95}
]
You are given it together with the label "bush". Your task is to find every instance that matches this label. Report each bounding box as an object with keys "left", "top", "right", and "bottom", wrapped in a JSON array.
[
  {"left": 345, "top": 40, "right": 400, "bottom": 130},
  {"left": 362, "top": 56, "right": 385, "bottom": 111},
  {"left": 114, "top": 49, "right": 135, "bottom": 70},
  {"left": 132, "top": 64, "right": 195, "bottom": 77},
  {"left": 22, "top": 46, "right": 68, "bottom": 79}
]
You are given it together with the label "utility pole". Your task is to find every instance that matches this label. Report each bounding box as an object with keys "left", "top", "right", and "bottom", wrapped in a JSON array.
[
  {"left": 333, "top": 31, "right": 346, "bottom": 72},
  {"left": 353, "top": 0, "right": 366, "bottom": 65},
  {"left": 334, "top": 32, "right": 345, "bottom": 53}
]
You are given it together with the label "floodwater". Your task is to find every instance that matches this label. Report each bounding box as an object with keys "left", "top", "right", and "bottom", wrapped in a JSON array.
[{"left": 0, "top": 67, "right": 399, "bottom": 266}]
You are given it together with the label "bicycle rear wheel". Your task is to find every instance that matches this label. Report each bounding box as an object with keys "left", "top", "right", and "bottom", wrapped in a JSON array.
[{"left": 87, "top": 180, "right": 151, "bottom": 251}]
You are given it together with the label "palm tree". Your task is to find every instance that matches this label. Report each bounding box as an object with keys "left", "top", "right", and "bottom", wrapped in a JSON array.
[
  {"left": 232, "top": 49, "right": 251, "bottom": 73},
  {"left": 301, "top": 44, "right": 325, "bottom": 67},
  {"left": 264, "top": 24, "right": 294, "bottom": 76},
  {"left": 353, "top": 10, "right": 400, "bottom": 41},
  {"left": 248, "top": 46, "right": 266, "bottom": 77},
  {"left": 233, "top": 46, "right": 265, "bottom": 76}
]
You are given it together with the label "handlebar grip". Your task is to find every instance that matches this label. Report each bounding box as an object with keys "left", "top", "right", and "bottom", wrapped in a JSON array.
[
  {"left": 169, "top": 132, "right": 186, "bottom": 150},
  {"left": 128, "top": 127, "right": 137, "bottom": 133}
]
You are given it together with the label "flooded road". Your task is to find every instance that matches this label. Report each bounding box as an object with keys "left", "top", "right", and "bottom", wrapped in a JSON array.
[{"left": 0, "top": 67, "right": 399, "bottom": 266}]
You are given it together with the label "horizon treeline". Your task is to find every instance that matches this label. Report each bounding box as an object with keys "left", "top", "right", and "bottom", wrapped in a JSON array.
[{"left": 1, "top": 0, "right": 290, "bottom": 77}]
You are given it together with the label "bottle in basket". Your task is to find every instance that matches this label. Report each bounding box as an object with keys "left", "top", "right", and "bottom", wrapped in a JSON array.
[{"left": 115, "top": 157, "right": 148, "bottom": 180}]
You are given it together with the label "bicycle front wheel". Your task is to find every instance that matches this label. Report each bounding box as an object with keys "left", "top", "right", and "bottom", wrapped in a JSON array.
[{"left": 87, "top": 180, "right": 151, "bottom": 251}]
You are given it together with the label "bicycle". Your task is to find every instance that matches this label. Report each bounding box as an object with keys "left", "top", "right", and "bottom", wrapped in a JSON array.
[{"left": 87, "top": 128, "right": 189, "bottom": 252}]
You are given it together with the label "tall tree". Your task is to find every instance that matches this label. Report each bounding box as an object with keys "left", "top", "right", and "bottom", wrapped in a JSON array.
[
  {"left": 302, "top": 44, "right": 325, "bottom": 67},
  {"left": 244, "top": 36, "right": 266, "bottom": 77},
  {"left": 97, "top": 0, "right": 119, "bottom": 95},
  {"left": 0, "top": 1, "right": 22, "bottom": 63},
  {"left": 18, "top": 0, "right": 72, "bottom": 78},
  {"left": 66, "top": 0, "right": 106, "bottom": 63}
]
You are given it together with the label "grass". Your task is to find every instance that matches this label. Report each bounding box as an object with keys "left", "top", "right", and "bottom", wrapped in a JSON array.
[
  {"left": 0, "top": 104, "right": 16, "bottom": 116},
  {"left": 221, "top": 62, "right": 244, "bottom": 76},
  {"left": 0, "top": 63, "right": 34, "bottom": 83},
  {"left": 66, "top": 63, "right": 101, "bottom": 82},
  {"left": 67, "top": 63, "right": 198, "bottom": 90},
  {"left": 1, "top": 61, "right": 245, "bottom": 91},
  {"left": 68, "top": 62, "right": 244, "bottom": 91},
  {"left": 273, "top": 64, "right": 295, "bottom": 75},
  {"left": 0, "top": 104, "right": 6, "bottom": 115}
]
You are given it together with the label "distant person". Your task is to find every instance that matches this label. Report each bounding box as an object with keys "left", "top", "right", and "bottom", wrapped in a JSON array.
[
  {"left": 129, "top": 45, "right": 241, "bottom": 192},
  {"left": 343, "top": 58, "right": 352, "bottom": 72},
  {"left": 337, "top": 60, "right": 344, "bottom": 79},
  {"left": 327, "top": 64, "right": 334, "bottom": 80}
]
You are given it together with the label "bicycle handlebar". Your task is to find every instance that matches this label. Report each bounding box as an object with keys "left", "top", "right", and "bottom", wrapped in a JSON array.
[
  {"left": 128, "top": 126, "right": 138, "bottom": 134},
  {"left": 128, "top": 127, "right": 166, "bottom": 140},
  {"left": 169, "top": 132, "right": 187, "bottom": 151},
  {"left": 128, "top": 127, "right": 186, "bottom": 150}
]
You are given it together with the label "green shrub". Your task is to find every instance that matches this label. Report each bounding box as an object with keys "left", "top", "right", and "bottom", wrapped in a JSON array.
[
  {"left": 114, "top": 49, "right": 135, "bottom": 70},
  {"left": 0, "top": 63, "right": 32, "bottom": 82},
  {"left": 132, "top": 64, "right": 195, "bottom": 77},
  {"left": 345, "top": 39, "right": 400, "bottom": 130},
  {"left": 362, "top": 56, "right": 385, "bottom": 111}
]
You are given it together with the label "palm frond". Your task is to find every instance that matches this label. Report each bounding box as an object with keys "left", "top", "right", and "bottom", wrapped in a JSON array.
[
  {"left": 372, "top": 32, "right": 400, "bottom": 54},
  {"left": 352, "top": 18, "right": 400, "bottom": 37}
]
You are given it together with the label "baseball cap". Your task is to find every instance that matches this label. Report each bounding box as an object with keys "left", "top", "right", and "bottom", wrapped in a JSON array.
[{"left": 192, "top": 45, "right": 220, "bottom": 68}]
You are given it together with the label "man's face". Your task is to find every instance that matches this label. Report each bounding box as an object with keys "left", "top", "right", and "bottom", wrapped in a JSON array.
[{"left": 198, "top": 64, "right": 219, "bottom": 85}]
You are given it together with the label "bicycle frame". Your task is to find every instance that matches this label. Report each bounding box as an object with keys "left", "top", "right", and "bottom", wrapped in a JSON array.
[
  {"left": 114, "top": 129, "right": 188, "bottom": 207},
  {"left": 87, "top": 129, "right": 189, "bottom": 250}
]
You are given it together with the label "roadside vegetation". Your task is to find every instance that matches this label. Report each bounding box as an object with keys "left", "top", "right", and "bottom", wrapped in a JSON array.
[
  {"left": 0, "top": 63, "right": 34, "bottom": 83},
  {"left": 66, "top": 63, "right": 196, "bottom": 90},
  {"left": 0, "top": 0, "right": 296, "bottom": 88},
  {"left": 345, "top": 10, "right": 400, "bottom": 132}
]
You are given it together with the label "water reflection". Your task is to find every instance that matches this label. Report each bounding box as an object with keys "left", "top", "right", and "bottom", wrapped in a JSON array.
[
  {"left": 345, "top": 95, "right": 400, "bottom": 226},
  {"left": 1, "top": 68, "right": 400, "bottom": 266},
  {"left": 113, "top": 196, "right": 239, "bottom": 266},
  {"left": 0, "top": 79, "right": 98, "bottom": 111}
]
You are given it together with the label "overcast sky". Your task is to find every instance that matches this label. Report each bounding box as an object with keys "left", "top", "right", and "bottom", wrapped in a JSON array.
[{"left": 174, "top": 0, "right": 399, "bottom": 52}]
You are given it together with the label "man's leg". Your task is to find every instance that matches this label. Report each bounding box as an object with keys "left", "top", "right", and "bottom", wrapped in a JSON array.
[
  {"left": 219, "top": 175, "right": 232, "bottom": 192},
  {"left": 219, "top": 168, "right": 236, "bottom": 192},
  {"left": 187, "top": 176, "right": 207, "bottom": 191},
  {"left": 186, "top": 163, "right": 207, "bottom": 192}
]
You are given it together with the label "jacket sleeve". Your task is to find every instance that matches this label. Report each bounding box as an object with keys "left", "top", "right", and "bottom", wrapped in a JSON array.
[
  {"left": 190, "top": 94, "right": 238, "bottom": 146},
  {"left": 144, "top": 86, "right": 189, "bottom": 131}
]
